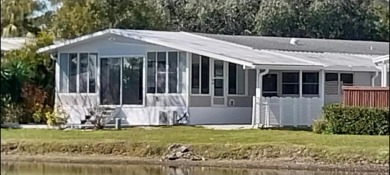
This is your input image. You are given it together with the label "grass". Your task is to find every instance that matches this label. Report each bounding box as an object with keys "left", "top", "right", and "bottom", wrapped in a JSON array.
[{"left": 1, "top": 126, "right": 389, "bottom": 164}]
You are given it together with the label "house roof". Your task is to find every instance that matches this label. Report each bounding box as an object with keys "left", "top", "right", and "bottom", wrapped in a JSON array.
[
  {"left": 1, "top": 37, "right": 28, "bottom": 51},
  {"left": 274, "top": 51, "right": 379, "bottom": 72},
  {"left": 373, "top": 54, "right": 389, "bottom": 64},
  {"left": 37, "top": 29, "right": 324, "bottom": 68},
  {"left": 195, "top": 33, "right": 389, "bottom": 55},
  {"left": 37, "top": 29, "right": 384, "bottom": 71}
]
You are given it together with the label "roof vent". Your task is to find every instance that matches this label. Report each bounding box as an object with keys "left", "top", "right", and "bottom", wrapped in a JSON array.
[{"left": 290, "top": 38, "right": 298, "bottom": 45}]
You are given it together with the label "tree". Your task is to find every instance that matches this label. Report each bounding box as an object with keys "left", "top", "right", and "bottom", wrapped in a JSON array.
[
  {"left": 254, "top": 0, "right": 389, "bottom": 41},
  {"left": 1, "top": 0, "right": 45, "bottom": 37},
  {"left": 370, "top": 0, "right": 389, "bottom": 41},
  {"left": 49, "top": 0, "right": 165, "bottom": 39}
]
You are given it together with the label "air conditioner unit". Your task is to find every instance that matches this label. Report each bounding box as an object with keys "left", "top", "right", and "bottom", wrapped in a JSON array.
[
  {"left": 159, "top": 111, "right": 169, "bottom": 125},
  {"left": 159, "top": 110, "right": 178, "bottom": 126}
]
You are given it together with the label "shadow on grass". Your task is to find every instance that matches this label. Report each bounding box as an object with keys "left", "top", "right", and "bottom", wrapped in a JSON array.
[{"left": 258, "top": 126, "right": 313, "bottom": 132}]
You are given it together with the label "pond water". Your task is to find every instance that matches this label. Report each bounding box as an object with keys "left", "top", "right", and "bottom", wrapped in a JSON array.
[{"left": 0, "top": 162, "right": 385, "bottom": 175}]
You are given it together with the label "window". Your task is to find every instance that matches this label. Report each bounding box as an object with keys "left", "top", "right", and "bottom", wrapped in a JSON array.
[
  {"left": 68, "top": 53, "right": 77, "bottom": 93},
  {"left": 302, "top": 72, "right": 319, "bottom": 95},
  {"left": 147, "top": 51, "right": 185, "bottom": 94},
  {"left": 79, "top": 53, "right": 88, "bottom": 93},
  {"left": 341, "top": 73, "right": 353, "bottom": 86},
  {"left": 325, "top": 73, "right": 338, "bottom": 81},
  {"left": 168, "top": 52, "right": 178, "bottom": 93},
  {"left": 282, "top": 72, "right": 319, "bottom": 95},
  {"left": 325, "top": 73, "right": 338, "bottom": 95},
  {"left": 325, "top": 73, "right": 354, "bottom": 95},
  {"left": 263, "top": 74, "right": 277, "bottom": 97},
  {"left": 191, "top": 54, "right": 210, "bottom": 94},
  {"left": 157, "top": 52, "right": 166, "bottom": 93},
  {"left": 59, "top": 52, "right": 97, "bottom": 93},
  {"left": 228, "top": 63, "right": 246, "bottom": 95},
  {"left": 59, "top": 53, "right": 69, "bottom": 93},
  {"left": 282, "top": 72, "right": 299, "bottom": 94}
]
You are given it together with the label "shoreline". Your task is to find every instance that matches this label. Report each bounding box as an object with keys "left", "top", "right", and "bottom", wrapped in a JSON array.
[{"left": 1, "top": 154, "right": 388, "bottom": 173}]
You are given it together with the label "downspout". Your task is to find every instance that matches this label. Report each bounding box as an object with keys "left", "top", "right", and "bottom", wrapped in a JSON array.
[
  {"left": 371, "top": 71, "right": 379, "bottom": 87},
  {"left": 252, "top": 68, "right": 269, "bottom": 129}
]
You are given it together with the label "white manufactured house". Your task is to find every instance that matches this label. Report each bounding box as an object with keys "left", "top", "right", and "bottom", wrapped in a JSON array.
[{"left": 37, "top": 29, "right": 389, "bottom": 127}]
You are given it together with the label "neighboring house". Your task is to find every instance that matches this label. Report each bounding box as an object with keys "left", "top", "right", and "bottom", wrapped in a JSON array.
[
  {"left": 372, "top": 54, "right": 389, "bottom": 87},
  {"left": 37, "top": 29, "right": 389, "bottom": 127},
  {"left": 1, "top": 37, "right": 28, "bottom": 51},
  {"left": 1, "top": 37, "right": 28, "bottom": 57}
]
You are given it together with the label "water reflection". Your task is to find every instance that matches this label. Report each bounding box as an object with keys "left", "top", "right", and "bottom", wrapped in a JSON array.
[{"left": 0, "top": 162, "right": 384, "bottom": 175}]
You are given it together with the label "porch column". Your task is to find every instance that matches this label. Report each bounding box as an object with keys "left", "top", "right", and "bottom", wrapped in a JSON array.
[
  {"left": 319, "top": 69, "right": 325, "bottom": 106},
  {"left": 254, "top": 69, "right": 261, "bottom": 126},
  {"left": 381, "top": 61, "right": 387, "bottom": 87},
  {"left": 299, "top": 70, "right": 303, "bottom": 98},
  {"left": 253, "top": 68, "right": 269, "bottom": 128}
]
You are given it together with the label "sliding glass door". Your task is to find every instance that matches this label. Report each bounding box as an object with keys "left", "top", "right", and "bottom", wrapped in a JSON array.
[
  {"left": 122, "top": 57, "right": 143, "bottom": 105},
  {"left": 100, "top": 56, "right": 144, "bottom": 106},
  {"left": 100, "top": 58, "right": 121, "bottom": 105}
]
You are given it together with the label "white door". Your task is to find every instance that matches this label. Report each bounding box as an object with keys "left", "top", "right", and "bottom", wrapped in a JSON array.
[{"left": 211, "top": 60, "right": 226, "bottom": 106}]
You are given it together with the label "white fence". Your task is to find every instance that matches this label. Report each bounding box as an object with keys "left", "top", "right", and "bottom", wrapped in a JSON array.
[{"left": 253, "top": 96, "right": 323, "bottom": 127}]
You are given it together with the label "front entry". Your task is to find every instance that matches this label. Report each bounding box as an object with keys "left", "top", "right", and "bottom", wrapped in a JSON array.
[
  {"left": 211, "top": 60, "right": 226, "bottom": 106},
  {"left": 100, "top": 56, "right": 144, "bottom": 105}
]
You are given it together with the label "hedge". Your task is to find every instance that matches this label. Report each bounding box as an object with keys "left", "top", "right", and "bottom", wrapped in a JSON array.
[{"left": 313, "top": 104, "right": 389, "bottom": 135}]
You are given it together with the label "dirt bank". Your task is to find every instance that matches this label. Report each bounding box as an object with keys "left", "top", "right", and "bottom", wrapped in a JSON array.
[{"left": 1, "top": 154, "right": 388, "bottom": 173}]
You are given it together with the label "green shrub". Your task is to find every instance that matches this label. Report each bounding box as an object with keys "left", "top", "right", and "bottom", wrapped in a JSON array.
[
  {"left": 318, "top": 104, "right": 389, "bottom": 135},
  {"left": 312, "top": 118, "right": 328, "bottom": 134}
]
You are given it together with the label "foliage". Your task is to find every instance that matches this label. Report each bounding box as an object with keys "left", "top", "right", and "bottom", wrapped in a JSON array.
[
  {"left": 254, "top": 0, "right": 388, "bottom": 41},
  {"left": 1, "top": 0, "right": 46, "bottom": 37},
  {"left": 45, "top": 106, "right": 69, "bottom": 126},
  {"left": 312, "top": 118, "right": 328, "bottom": 134},
  {"left": 0, "top": 32, "right": 54, "bottom": 124},
  {"left": 88, "top": 106, "right": 109, "bottom": 129},
  {"left": 0, "top": 58, "right": 33, "bottom": 104},
  {"left": 315, "top": 104, "right": 389, "bottom": 135},
  {"left": 1, "top": 102, "right": 26, "bottom": 123}
]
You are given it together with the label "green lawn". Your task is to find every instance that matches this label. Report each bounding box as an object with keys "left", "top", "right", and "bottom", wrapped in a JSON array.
[
  {"left": 1, "top": 127, "right": 388, "bottom": 147},
  {"left": 1, "top": 127, "right": 389, "bottom": 164}
]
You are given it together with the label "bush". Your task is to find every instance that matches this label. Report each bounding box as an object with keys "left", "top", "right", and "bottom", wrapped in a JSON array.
[
  {"left": 315, "top": 104, "right": 389, "bottom": 135},
  {"left": 45, "top": 106, "right": 69, "bottom": 126},
  {"left": 312, "top": 118, "right": 328, "bottom": 134}
]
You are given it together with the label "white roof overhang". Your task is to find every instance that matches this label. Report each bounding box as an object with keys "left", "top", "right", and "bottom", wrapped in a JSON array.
[
  {"left": 1, "top": 37, "right": 27, "bottom": 51},
  {"left": 37, "top": 29, "right": 324, "bottom": 69},
  {"left": 37, "top": 29, "right": 382, "bottom": 72},
  {"left": 373, "top": 54, "right": 389, "bottom": 64},
  {"left": 270, "top": 50, "right": 381, "bottom": 72}
]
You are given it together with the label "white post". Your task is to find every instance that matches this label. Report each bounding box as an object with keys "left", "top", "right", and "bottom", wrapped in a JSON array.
[
  {"left": 299, "top": 70, "right": 303, "bottom": 98},
  {"left": 319, "top": 69, "right": 325, "bottom": 107},
  {"left": 186, "top": 52, "right": 191, "bottom": 124},
  {"left": 255, "top": 69, "right": 261, "bottom": 127},
  {"left": 251, "top": 96, "right": 256, "bottom": 126},
  {"left": 381, "top": 61, "right": 387, "bottom": 87}
]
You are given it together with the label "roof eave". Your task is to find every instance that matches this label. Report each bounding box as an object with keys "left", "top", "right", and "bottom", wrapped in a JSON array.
[
  {"left": 253, "top": 64, "right": 324, "bottom": 70},
  {"left": 37, "top": 29, "right": 113, "bottom": 54}
]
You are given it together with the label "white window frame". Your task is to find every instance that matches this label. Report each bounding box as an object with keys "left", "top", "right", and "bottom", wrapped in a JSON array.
[
  {"left": 281, "top": 71, "right": 300, "bottom": 96},
  {"left": 262, "top": 73, "right": 278, "bottom": 97},
  {"left": 325, "top": 72, "right": 354, "bottom": 95},
  {"left": 227, "top": 63, "right": 248, "bottom": 96},
  {"left": 302, "top": 71, "right": 319, "bottom": 96},
  {"left": 58, "top": 52, "right": 98, "bottom": 95},
  {"left": 99, "top": 55, "right": 145, "bottom": 107},
  {"left": 146, "top": 51, "right": 182, "bottom": 94},
  {"left": 190, "top": 54, "right": 211, "bottom": 96},
  {"left": 281, "top": 71, "right": 320, "bottom": 97}
]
